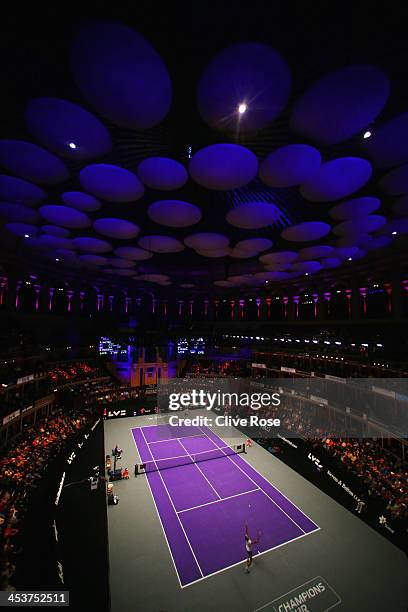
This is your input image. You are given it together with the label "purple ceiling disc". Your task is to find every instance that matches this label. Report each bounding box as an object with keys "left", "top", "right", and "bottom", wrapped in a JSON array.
[
  {"left": 138, "top": 273, "right": 170, "bottom": 283},
  {"left": 79, "top": 254, "right": 108, "bottom": 266},
  {"left": 226, "top": 202, "right": 280, "bottom": 229},
  {"left": 336, "top": 246, "right": 360, "bottom": 258},
  {"left": 80, "top": 164, "right": 144, "bottom": 202},
  {"left": 109, "top": 258, "right": 136, "bottom": 268},
  {"left": 229, "top": 248, "right": 257, "bottom": 259},
  {"left": 184, "top": 232, "right": 229, "bottom": 250},
  {"left": 0, "top": 202, "right": 39, "bottom": 224},
  {"left": 116, "top": 268, "right": 136, "bottom": 276},
  {"left": 189, "top": 144, "right": 258, "bottom": 190},
  {"left": 336, "top": 235, "right": 370, "bottom": 247},
  {"left": 364, "top": 236, "right": 392, "bottom": 249},
  {"left": 37, "top": 235, "right": 74, "bottom": 250},
  {"left": 333, "top": 215, "right": 386, "bottom": 236},
  {"left": 196, "top": 247, "right": 230, "bottom": 258},
  {"left": 378, "top": 217, "right": 408, "bottom": 235},
  {"left": 25, "top": 97, "right": 112, "bottom": 161},
  {"left": 361, "top": 112, "right": 408, "bottom": 168},
  {"left": 379, "top": 164, "right": 408, "bottom": 195},
  {"left": 93, "top": 218, "right": 140, "bottom": 239},
  {"left": 5, "top": 223, "right": 39, "bottom": 238},
  {"left": 290, "top": 65, "right": 389, "bottom": 145},
  {"left": 113, "top": 246, "right": 153, "bottom": 260},
  {"left": 41, "top": 225, "right": 71, "bottom": 238},
  {"left": 259, "top": 251, "right": 298, "bottom": 264},
  {"left": 298, "top": 245, "right": 334, "bottom": 259},
  {"left": 300, "top": 157, "right": 372, "bottom": 202},
  {"left": 72, "top": 237, "right": 113, "bottom": 253},
  {"left": 138, "top": 235, "right": 184, "bottom": 253},
  {"left": 329, "top": 196, "right": 380, "bottom": 220},
  {"left": 214, "top": 280, "right": 234, "bottom": 287},
  {"left": 321, "top": 258, "right": 342, "bottom": 269},
  {"left": 70, "top": 20, "right": 172, "bottom": 129},
  {"left": 235, "top": 238, "right": 273, "bottom": 252},
  {"left": 148, "top": 200, "right": 202, "bottom": 227},
  {"left": 259, "top": 144, "right": 321, "bottom": 188},
  {"left": 0, "top": 175, "right": 46, "bottom": 206},
  {"left": 197, "top": 42, "right": 291, "bottom": 134},
  {"left": 292, "top": 260, "right": 322, "bottom": 274},
  {"left": 0, "top": 140, "right": 69, "bottom": 184},
  {"left": 138, "top": 158, "right": 188, "bottom": 191},
  {"left": 39, "top": 205, "right": 91, "bottom": 229},
  {"left": 61, "top": 191, "right": 102, "bottom": 212},
  {"left": 281, "top": 221, "right": 331, "bottom": 242}
]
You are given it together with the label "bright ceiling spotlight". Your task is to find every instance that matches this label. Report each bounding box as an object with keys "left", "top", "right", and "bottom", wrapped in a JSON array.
[
  {"left": 392, "top": 231, "right": 397, "bottom": 235},
  {"left": 348, "top": 257, "right": 353, "bottom": 261},
  {"left": 238, "top": 103, "right": 247, "bottom": 115},
  {"left": 69, "top": 142, "right": 77, "bottom": 149},
  {"left": 55, "top": 258, "right": 60, "bottom": 262},
  {"left": 363, "top": 130, "right": 372, "bottom": 139},
  {"left": 24, "top": 234, "right": 29, "bottom": 238}
]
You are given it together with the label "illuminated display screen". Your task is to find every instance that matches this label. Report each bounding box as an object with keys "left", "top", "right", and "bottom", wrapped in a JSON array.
[{"left": 177, "top": 337, "right": 205, "bottom": 355}]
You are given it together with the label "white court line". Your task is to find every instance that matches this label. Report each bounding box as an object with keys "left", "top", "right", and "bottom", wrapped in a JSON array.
[
  {"left": 177, "top": 488, "right": 260, "bottom": 514},
  {"left": 147, "top": 434, "right": 205, "bottom": 445},
  {"left": 198, "top": 426, "right": 306, "bottom": 535},
  {"left": 201, "top": 425, "right": 320, "bottom": 530},
  {"left": 130, "top": 428, "right": 184, "bottom": 589},
  {"left": 147, "top": 445, "right": 238, "bottom": 466},
  {"left": 201, "top": 425, "right": 319, "bottom": 528},
  {"left": 131, "top": 424, "right": 320, "bottom": 589},
  {"left": 178, "top": 438, "right": 222, "bottom": 500},
  {"left": 180, "top": 529, "right": 320, "bottom": 589},
  {"left": 139, "top": 427, "right": 204, "bottom": 578}
]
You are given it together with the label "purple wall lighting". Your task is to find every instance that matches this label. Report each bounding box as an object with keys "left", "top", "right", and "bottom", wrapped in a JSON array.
[
  {"left": 197, "top": 42, "right": 291, "bottom": 134},
  {"left": 80, "top": 164, "right": 144, "bottom": 202},
  {"left": 290, "top": 64, "right": 389, "bottom": 145},
  {"left": 0, "top": 140, "right": 69, "bottom": 184},
  {"left": 25, "top": 97, "right": 112, "bottom": 160},
  {"left": 70, "top": 20, "right": 172, "bottom": 130}
]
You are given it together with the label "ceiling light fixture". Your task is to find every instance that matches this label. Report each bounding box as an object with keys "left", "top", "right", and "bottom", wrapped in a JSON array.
[
  {"left": 363, "top": 130, "right": 372, "bottom": 139},
  {"left": 69, "top": 142, "right": 77, "bottom": 149},
  {"left": 238, "top": 103, "right": 247, "bottom": 115}
]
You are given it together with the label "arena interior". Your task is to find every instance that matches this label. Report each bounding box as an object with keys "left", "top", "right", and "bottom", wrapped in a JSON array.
[{"left": 0, "top": 4, "right": 407, "bottom": 611}]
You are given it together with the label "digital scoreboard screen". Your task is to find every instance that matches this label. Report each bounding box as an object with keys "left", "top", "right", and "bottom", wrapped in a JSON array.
[{"left": 177, "top": 337, "right": 205, "bottom": 355}]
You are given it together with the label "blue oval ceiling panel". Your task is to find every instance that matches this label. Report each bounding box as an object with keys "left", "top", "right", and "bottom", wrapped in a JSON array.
[
  {"left": 39, "top": 205, "right": 91, "bottom": 229},
  {"left": 0, "top": 202, "right": 39, "bottom": 224},
  {"left": 80, "top": 164, "right": 144, "bottom": 202},
  {"left": 197, "top": 42, "right": 291, "bottom": 134},
  {"left": 93, "top": 217, "right": 140, "bottom": 239},
  {"left": 259, "top": 144, "right": 321, "bottom": 188},
  {"left": 138, "top": 157, "right": 188, "bottom": 191},
  {"left": 148, "top": 200, "right": 201, "bottom": 227},
  {"left": 290, "top": 65, "right": 389, "bottom": 145},
  {"left": 0, "top": 175, "right": 46, "bottom": 206},
  {"left": 189, "top": 144, "right": 258, "bottom": 190},
  {"left": 25, "top": 97, "right": 112, "bottom": 160},
  {"left": 281, "top": 221, "right": 331, "bottom": 242},
  {"left": 300, "top": 158, "right": 372, "bottom": 202},
  {"left": 70, "top": 20, "right": 172, "bottom": 129},
  {"left": 61, "top": 191, "right": 101, "bottom": 212},
  {"left": 361, "top": 112, "right": 408, "bottom": 168},
  {"left": 72, "top": 237, "right": 113, "bottom": 253},
  {"left": 0, "top": 140, "right": 69, "bottom": 184}
]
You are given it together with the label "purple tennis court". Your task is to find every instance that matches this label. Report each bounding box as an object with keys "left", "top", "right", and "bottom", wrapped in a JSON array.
[{"left": 132, "top": 424, "right": 319, "bottom": 587}]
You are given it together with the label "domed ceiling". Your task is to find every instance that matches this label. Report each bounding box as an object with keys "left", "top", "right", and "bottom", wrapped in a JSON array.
[{"left": 0, "top": 7, "right": 407, "bottom": 296}]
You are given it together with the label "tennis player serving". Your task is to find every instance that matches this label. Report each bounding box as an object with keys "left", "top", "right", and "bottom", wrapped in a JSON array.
[{"left": 244, "top": 524, "right": 260, "bottom": 573}]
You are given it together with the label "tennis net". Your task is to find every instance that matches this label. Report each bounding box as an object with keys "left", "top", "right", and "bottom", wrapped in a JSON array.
[{"left": 135, "top": 442, "right": 246, "bottom": 475}]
